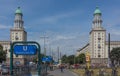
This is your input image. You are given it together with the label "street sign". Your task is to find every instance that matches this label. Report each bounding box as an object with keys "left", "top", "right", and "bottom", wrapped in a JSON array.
[
  {"left": 10, "top": 41, "right": 41, "bottom": 76},
  {"left": 86, "top": 52, "right": 90, "bottom": 62},
  {"left": 14, "top": 45, "right": 37, "bottom": 55},
  {"left": 42, "top": 56, "right": 52, "bottom": 62},
  {"left": 15, "top": 61, "right": 20, "bottom": 65}
]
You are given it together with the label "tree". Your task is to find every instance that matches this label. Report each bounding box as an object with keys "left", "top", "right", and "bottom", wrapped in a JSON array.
[
  {"left": 110, "top": 47, "right": 120, "bottom": 67},
  {"left": 61, "top": 54, "right": 86, "bottom": 65},
  {"left": 0, "top": 44, "right": 3, "bottom": 50},
  {"left": 61, "top": 54, "right": 75, "bottom": 65},
  {"left": 67, "top": 55, "right": 75, "bottom": 65},
  {"left": 0, "top": 44, "right": 6, "bottom": 63},
  {"left": 61, "top": 55, "right": 68, "bottom": 63},
  {"left": 77, "top": 53, "right": 86, "bottom": 64},
  {"left": 32, "top": 53, "right": 45, "bottom": 63}
]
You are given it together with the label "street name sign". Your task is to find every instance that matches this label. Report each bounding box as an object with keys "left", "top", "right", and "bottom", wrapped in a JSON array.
[{"left": 14, "top": 45, "right": 37, "bottom": 55}]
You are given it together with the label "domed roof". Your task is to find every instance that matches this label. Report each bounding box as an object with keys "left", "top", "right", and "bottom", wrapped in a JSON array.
[
  {"left": 94, "top": 7, "right": 101, "bottom": 15},
  {"left": 15, "top": 7, "right": 22, "bottom": 15}
]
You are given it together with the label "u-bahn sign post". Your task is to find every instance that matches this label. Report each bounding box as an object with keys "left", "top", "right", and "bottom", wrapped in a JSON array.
[
  {"left": 10, "top": 41, "right": 41, "bottom": 76},
  {"left": 86, "top": 52, "right": 90, "bottom": 69}
]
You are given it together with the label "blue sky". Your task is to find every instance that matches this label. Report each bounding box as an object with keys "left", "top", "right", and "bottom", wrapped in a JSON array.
[{"left": 0, "top": 0, "right": 120, "bottom": 56}]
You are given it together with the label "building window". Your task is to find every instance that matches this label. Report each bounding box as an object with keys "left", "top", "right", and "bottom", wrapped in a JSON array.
[
  {"left": 98, "top": 40, "right": 100, "bottom": 43},
  {"left": 98, "top": 38, "right": 101, "bottom": 40},
  {"left": 98, "top": 54, "right": 101, "bottom": 58},
  {"left": 15, "top": 36, "right": 19, "bottom": 40},
  {"left": 98, "top": 44, "right": 101, "bottom": 48}
]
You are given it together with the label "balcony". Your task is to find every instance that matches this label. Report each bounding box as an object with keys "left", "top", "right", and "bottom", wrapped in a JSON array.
[
  {"left": 98, "top": 37, "right": 101, "bottom": 40},
  {"left": 98, "top": 44, "right": 101, "bottom": 48}
]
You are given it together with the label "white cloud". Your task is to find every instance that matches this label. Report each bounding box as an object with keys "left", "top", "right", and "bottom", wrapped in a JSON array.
[
  {"left": 0, "top": 24, "right": 11, "bottom": 29},
  {"left": 27, "top": 30, "right": 88, "bottom": 55},
  {"left": 0, "top": 16, "right": 8, "bottom": 19},
  {"left": 55, "top": 35, "right": 76, "bottom": 40},
  {"left": 29, "top": 10, "right": 83, "bottom": 25},
  {"left": 108, "top": 29, "right": 120, "bottom": 36},
  {"left": 104, "top": 9, "right": 120, "bottom": 28}
]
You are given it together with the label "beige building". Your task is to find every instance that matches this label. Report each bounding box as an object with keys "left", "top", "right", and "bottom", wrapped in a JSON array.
[
  {"left": 0, "top": 7, "right": 27, "bottom": 65},
  {"left": 77, "top": 7, "right": 120, "bottom": 65}
]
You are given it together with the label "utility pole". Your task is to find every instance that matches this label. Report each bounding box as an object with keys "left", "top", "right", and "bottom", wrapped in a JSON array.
[
  {"left": 40, "top": 35, "right": 48, "bottom": 56},
  {"left": 57, "top": 47, "right": 59, "bottom": 63},
  {"left": 52, "top": 50, "right": 56, "bottom": 62},
  {"left": 74, "top": 52, "right": 76, "bottom": 65},
  {"left": 60, "top": 52, "right": 61, "bottom": 60},
  {"left": 108, "top": 33, "right": 111, "bottom": 67}
]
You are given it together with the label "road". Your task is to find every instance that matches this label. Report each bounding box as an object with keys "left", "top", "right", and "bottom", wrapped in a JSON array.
[
  {"left": 47, "top": 69, "right": 78, "bottom": 76},
  {"left": 2, "top": 68, "right": 78, "bottom": 76}
]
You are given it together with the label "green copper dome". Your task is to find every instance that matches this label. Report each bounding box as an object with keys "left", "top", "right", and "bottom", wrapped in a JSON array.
[
  {"left": 94, "top": 7, "right": 101, "bottom": 15},
  {"left": 15, "top": 7, "right": 22, "bottom": 15}
]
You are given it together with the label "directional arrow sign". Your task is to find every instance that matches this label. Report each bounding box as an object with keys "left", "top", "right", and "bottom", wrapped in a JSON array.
[
  {"left": 42, "top": 56, "right": 52, "bottom": 62},
  {"left": 14, "top": 45, "right": 37, "bottom": 55}
]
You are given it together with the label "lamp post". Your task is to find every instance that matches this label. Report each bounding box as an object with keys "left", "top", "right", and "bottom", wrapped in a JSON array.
[
  {"left": 4, "top": 46, "right": 7, "bottom": 64},
  {"left": 40, "top": 36, "right": 48, "bottom": 56},
  {"left": 74, "top": 54, "right": 75, "bottom": 65},
  {"left": 108, "top": 33, "right": 111, "bottom": 67},
  {"left": 57, "top": 47, "right": 59, "bottom": 63}
]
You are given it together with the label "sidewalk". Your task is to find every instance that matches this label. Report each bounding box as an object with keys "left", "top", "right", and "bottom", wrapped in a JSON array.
[{"left": 47, "top": 69, "right": 78, "bottom": 76}]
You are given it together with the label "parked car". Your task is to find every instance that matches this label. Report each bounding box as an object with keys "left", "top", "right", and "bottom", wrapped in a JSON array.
[
  {"left": 0, "top": 64, "right": 2, "bottom": 74},
  {"left": 1, "top": 66, "right": 10, "bottom": 75}
]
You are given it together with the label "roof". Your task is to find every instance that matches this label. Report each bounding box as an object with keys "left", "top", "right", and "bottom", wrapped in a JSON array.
[
  {"left": 106, "top": 41, "right": 120, "bottom": 45},
  {"left": 15, "top": 7, "right": 22, "bottom": 15},
  {"left": 94, "top": 7, "right": 101, "bottom": 15},
  {"left": 77, "top": 43, "right": 89, "bottom": 52}
]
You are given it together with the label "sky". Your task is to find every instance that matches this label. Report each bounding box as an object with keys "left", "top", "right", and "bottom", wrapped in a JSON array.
[{"left": 0, "top": 0, "right": 120, "bottom": 56}]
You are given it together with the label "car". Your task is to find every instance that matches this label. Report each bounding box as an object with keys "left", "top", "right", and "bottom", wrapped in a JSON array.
[
  {"left": 1, "top": 66, "right": 10, "bottom": 75},
  {"left": 0, "top": 64, "right": 2, "bottom": 74}
]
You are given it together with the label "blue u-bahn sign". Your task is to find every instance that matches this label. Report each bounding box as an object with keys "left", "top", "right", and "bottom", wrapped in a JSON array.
[
  {"left": 10, "top": 41, "right": 41, "bottom": 76},
  {"left": 14, "top": 45, "right": 37, "bottom": 55}
]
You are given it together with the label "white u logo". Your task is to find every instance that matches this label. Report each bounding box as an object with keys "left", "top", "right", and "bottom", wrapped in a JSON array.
[{"left": 23, "top": 46, "right": 27, "bottom": 51}]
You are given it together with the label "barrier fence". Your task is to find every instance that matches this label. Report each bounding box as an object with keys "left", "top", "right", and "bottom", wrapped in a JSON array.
[{"left": 11, "top": 64, "right": 47, "bottom": 76}]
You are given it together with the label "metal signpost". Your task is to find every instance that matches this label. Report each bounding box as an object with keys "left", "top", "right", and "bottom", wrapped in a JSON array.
[
  {"left": 10, "top": 41, "right": 41, "bottom": 76},
  {"left": 86, "top": 52, "right": 90, "bottom": 69}
]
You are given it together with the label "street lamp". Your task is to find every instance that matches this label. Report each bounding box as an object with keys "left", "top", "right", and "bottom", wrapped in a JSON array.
[
  {"left": 74, "top": 54, "right": 76, "bottom": 65},
  {"left": 40, "top": 35, "right": 48, "bottom": 56}
]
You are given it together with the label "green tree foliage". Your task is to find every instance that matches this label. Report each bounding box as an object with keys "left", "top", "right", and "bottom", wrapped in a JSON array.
[
  {"left": 61, "top": 55, "right": 68, "bottom": 63},
  {"left": 61, "top": 54, "right": 75, "bottom": 65},
  {"left": 61, "top": 53, "right": 86, "bottom": 65},
  {"left": 0, "top": 44, "right": 6, "bottom": 63},
  {"left": 67, "top": 55, "right": 74, "bottom": 65},
  {"left": 110, "top": 47, "right": 120, "bottom": 67},
  {"left": 32, "top": 53, "right": 45, "bottom": 63},
  {"left": 0, "top": 44, "right": 3, "bottom": 50},
  {"left": 77, "top": 53, "right": 86, "bottom": 64}
]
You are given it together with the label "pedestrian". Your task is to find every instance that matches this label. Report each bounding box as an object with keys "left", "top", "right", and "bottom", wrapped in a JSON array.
[
  {"left": 85, "top": 68, "right": 89, "bottom": 76},
  {"left": 99, "top": 69, "right": 104, "bottom": 76},
  {"left": 60, "top": 64, "right": 64, "bottom": 72},
  {"left": 90, "top": 70, "right": 94, "bottom": 76}
]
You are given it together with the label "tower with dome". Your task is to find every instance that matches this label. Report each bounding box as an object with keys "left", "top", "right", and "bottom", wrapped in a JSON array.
[
  {"left": 0, "top": 7, "right": 27, "bottom": 65},
  {"left": 77, "top": 7, "right": 120, "bottom": 66}
]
